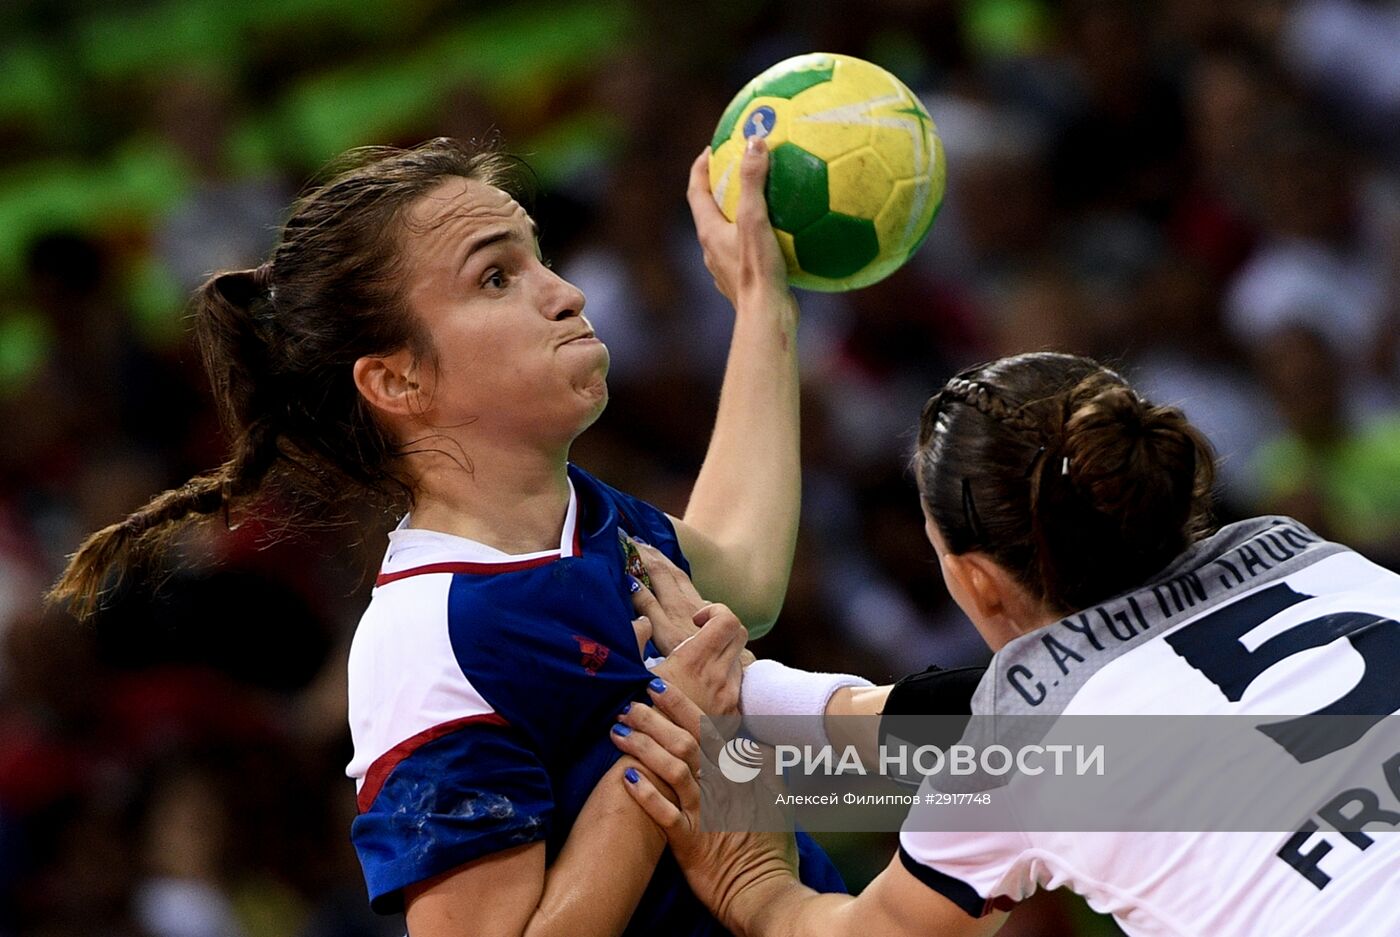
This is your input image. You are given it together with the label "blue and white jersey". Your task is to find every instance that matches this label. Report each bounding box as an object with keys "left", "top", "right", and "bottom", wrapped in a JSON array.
[
  {"left": 899, "top": 517, "right": 1400, "bottom": 936},
  {"left": 346, "top": 464, "right": 844, "bottom": 929}
]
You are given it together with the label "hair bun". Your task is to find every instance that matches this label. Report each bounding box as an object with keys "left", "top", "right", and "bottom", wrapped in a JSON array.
[
  {"left": 917, "top": 353, "right": 1217, "bottom": 614},
  {"left": 1059, "top": 376, "right": 1202, "bottom": 535}
]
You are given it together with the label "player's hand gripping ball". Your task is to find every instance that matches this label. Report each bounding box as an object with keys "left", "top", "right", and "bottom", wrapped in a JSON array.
[{"left": 709, "top": 53, "right": 945, "bottom": 292}]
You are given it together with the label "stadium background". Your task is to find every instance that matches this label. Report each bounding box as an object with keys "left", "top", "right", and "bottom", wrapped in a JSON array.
[{"left": 2, "top": 0, "right": 1399, "bottom": 934}]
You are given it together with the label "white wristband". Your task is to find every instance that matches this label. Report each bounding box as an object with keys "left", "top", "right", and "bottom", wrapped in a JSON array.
[{"left": 740, "top": 659, "right": 873, "bottom": 750}]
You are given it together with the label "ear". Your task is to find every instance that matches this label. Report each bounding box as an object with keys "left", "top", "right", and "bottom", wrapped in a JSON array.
[
  {"left": 943, "top": 551, "right": 1038, "bottom": 651},
  {"left": 353, "top": 348, "right": 423, "bottom": 420},
  {"left": 941, "top": 551, "right": 1003, "bottom": 623}
]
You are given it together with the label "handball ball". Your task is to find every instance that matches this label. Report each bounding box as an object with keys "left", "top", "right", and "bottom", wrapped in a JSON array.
[{"left": 709, "top": 52, "right": 945, "bottom": 292}]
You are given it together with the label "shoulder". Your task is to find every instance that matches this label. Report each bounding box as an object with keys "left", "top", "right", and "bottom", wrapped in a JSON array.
[
  {"left": 347, "top": 573, "right": 500, "bottom": 780},
  {"left": 349, "top": 571, "right": 458, "bottom": 694},
  {"left": 568, "top": 463, "right": 689, "bottom": 573},
  {"left": 568, "top": 463, "right": 663, "bottom": 527},
  {"left": 346, "top": 520, "right": 554, "bottom": 781},
  {"left": 977, "top": 517, "right": 1398, "bottom": 718},
  {"left": 348, "top": 560, "right": 559, "bottom": 729},
  {"left": 976, "top": 517, "right": 1352, "bottom": 717}
]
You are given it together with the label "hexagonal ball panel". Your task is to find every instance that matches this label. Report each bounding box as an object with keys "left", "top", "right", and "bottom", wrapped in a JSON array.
[
  {"left": 793, "top": 212, "right": 881, "bottom": 280},
  {"left": 766, "top": 142, "right": 829, "bottom": 234},
  {"left": 825, "top": 146, "right": 895, "bottom": 220}
]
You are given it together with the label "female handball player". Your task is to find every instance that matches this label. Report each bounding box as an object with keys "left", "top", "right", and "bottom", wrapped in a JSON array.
[
  {"left": 49, "top": 136, "right": 849, "bottom": 936},
  {"left": 613, "top": 352, "right": 1400, "bottom": 937}
]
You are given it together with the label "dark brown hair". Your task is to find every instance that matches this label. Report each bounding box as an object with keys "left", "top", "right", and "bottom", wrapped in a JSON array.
[
  {"left": 916, "top": 352, "right": 1216, "bottom": 614},
  {"left": 50, "top": 138, "right": 532, "bottom": 618}
]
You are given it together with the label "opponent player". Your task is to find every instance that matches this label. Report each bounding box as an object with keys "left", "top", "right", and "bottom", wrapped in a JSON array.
[
  {"left": 49, "top": 137, "right": 851, "bottom": 935},
  {"left": 613, "top": 352, "right": 1400, "bottom": 936}
]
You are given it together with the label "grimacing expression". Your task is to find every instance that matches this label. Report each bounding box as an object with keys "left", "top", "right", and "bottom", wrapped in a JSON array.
[{"left": 399, "top": 176, "right": 608, "bottom": 447}]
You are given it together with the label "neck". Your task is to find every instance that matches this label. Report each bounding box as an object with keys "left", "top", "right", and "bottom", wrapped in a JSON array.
[
  {"left": 979, "top": 604, "right": 1063, "bottom": 652},
  {"left": 407, "top": 438, "right": 572, "bottom": 555},
  {"left": 999, "top": 608, "right": 1064, "bottom": 650}
]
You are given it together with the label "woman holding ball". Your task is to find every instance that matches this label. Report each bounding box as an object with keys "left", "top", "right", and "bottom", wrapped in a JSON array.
[{"left": 50, "top": 135, "right": 849, "bottom": 935}]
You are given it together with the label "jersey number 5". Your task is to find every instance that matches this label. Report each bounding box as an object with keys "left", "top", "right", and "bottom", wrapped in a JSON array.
[{"left": 1165, "top": 583, "right": 1400, "bottom": 763}]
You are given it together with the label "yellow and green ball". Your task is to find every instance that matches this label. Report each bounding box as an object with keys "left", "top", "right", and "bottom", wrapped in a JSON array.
[{"left": 710, "top": 52, "right": 946, "bottom": 292}]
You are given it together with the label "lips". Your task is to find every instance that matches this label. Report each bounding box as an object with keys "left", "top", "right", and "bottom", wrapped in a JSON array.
[{"left": 561, "top": 332, "right": 598, "bottom": 346}]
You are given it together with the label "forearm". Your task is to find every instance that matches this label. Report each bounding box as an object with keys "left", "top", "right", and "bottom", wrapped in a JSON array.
[
  {"left": 827, "top": 684, "right": 894, "bottom": 719},
  {"left": 683, "top": 288, "right": 801, "bottom": 633},
  {"left": 824, "top": 684, "right": 893, "bottom": 762},
  {"left": 524, "top": 759, "right": 667, "bottom": 937},
  {"left": 730, "top": 860, "right": 1004, "bottom": 937},
  {"left": 727, "top": 873, "right": 861, "bottom": 937}
]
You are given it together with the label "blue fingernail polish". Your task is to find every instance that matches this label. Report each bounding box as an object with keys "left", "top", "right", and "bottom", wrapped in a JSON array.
[
  {"left": 612, "top": 723, "right": 632, "bottom": 737},
  {"left": 619, "top": 702, "right": 631, "bottom": 715},
  {"left": 628, "top": 576, "right": 641, "bottom": 594},
  {"left": 633, "top": 536, "right": 648, "bottom": 545},
  {"left": 649, "top": 677, "right": 667, "bottom": 694},
  {"left": 624, "top": 767, "right": 640, "bottom": 784}
]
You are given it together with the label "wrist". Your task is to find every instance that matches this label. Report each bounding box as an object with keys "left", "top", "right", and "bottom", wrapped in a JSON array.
[
  {"left": 741, "top": 659, "right": 873, "bottom": 749},
  {"left": 735, "top": 285, "right": 799, "bottom": 323}
]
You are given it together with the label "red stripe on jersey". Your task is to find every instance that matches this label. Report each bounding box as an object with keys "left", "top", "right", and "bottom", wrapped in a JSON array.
[
  {"left": 357, "top": 712, "right": 510, "bottom": 813},
  {"left": 375, "top": 555, "right": 559, "bottom": 586}
]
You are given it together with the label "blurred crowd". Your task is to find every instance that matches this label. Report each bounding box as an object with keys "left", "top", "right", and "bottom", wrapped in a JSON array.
[{"left": 3, "top": 1, "right": 1400, "bottom": 935}]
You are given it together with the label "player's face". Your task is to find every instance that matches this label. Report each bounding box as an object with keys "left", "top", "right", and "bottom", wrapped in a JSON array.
[{"left": 398, "top": 177, "right": 608, "bottom": 448}]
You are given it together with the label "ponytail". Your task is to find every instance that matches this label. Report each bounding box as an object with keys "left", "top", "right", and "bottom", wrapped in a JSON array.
[{"left": 48, "top": 268, "right": 285, "bottom": 619}]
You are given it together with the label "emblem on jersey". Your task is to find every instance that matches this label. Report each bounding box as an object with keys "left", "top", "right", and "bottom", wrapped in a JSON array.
[
  {"left": 618, "top": 530, "right": 652, "bottom": 590},
  {"left": 573, "top": 635, "right": 611, "bottom": 676}
]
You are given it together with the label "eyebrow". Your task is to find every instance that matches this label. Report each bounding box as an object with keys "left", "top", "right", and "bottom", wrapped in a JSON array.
[{"left": 457, "top": 220, "right": 542, "bottom": 274}]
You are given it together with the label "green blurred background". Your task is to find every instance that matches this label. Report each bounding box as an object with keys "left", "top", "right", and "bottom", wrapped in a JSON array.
[{"left": 3, "top": 1, "right": 1400, "bottom": 935}]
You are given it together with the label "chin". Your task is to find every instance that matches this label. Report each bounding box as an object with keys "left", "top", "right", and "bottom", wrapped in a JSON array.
[
  {"left": 578, "top": 377, "right": 609, "bottom": 426},
  {"left": 559, "top": 350, "right": 608, "bottom": 429},
  {"left": 576, "top": 350, "right": 610, "bottom": 403}
]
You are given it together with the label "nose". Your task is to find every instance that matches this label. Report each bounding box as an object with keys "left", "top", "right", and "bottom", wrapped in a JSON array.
[{"left": 545, "top": 267, "right": 586, "bottom": 321}]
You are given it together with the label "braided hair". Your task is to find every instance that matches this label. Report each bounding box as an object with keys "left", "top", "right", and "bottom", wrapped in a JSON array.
[{"left": 916, "top": 353, "right": 1216, "bottom": 613}]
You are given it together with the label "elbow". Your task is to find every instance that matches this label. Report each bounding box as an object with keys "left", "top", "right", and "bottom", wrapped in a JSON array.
[
  {"left": 738, "top": 564, "right": 794, "bottom": 640},
  {"left": 737, "top": 588, "right": 784, "bottom": 640},
  {"left": 745, "top": 613, "right": 777, "bottom": 641}
]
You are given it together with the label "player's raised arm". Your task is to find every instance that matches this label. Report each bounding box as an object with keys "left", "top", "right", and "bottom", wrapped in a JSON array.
[{"left": 671, "top": 139, "right": 802, "bottom": 638}]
